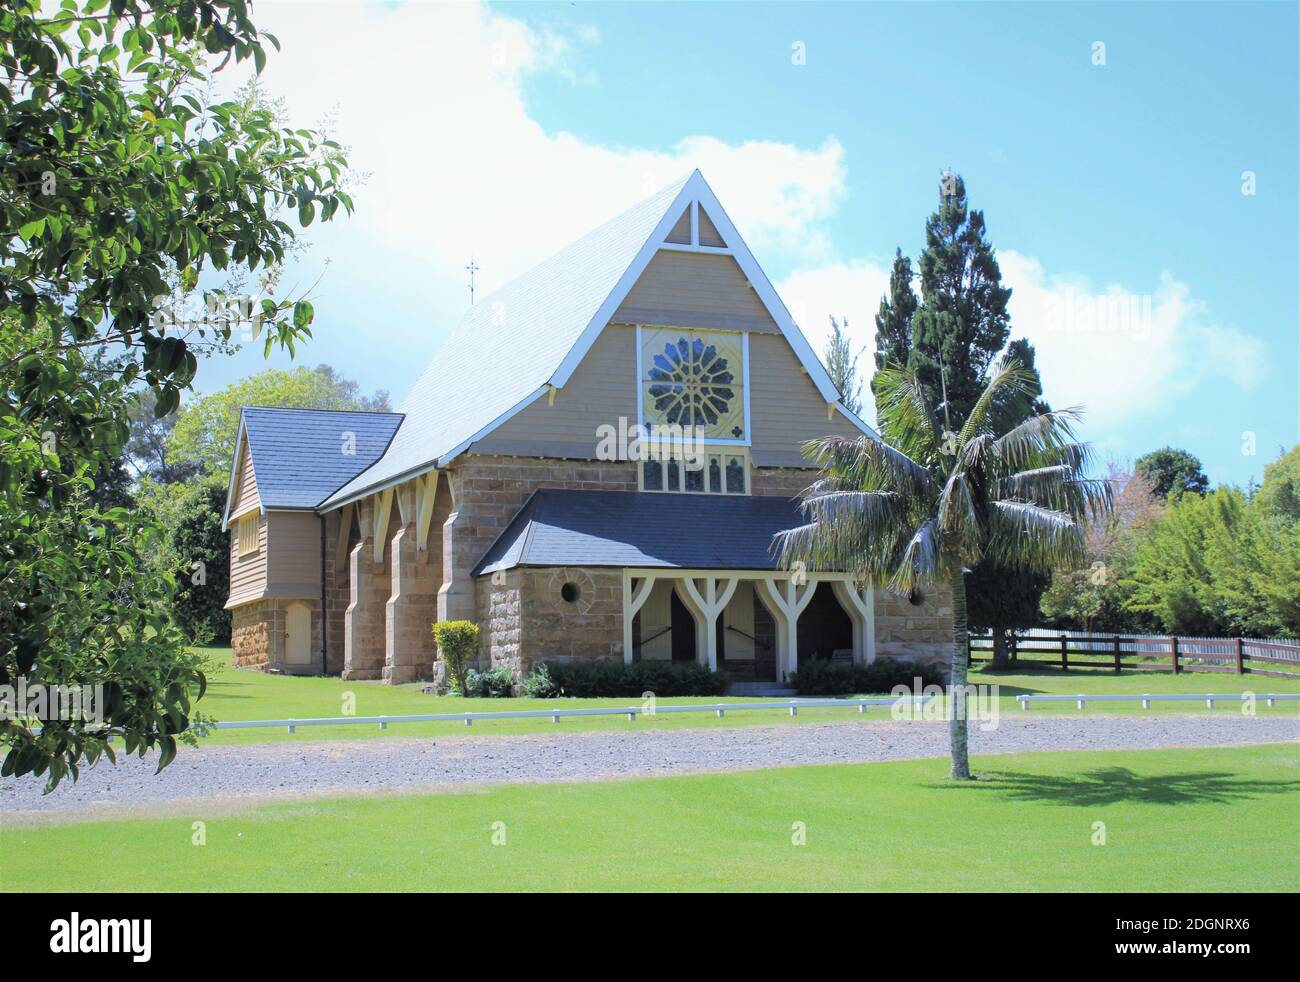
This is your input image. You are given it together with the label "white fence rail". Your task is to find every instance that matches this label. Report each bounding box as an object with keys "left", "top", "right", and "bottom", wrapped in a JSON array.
[
  {"left": 207, "top": 695, "right": 937, "bottom": 734},
  {"left": 1016, "top": 693, "right": 1300, "bottom": 710}
]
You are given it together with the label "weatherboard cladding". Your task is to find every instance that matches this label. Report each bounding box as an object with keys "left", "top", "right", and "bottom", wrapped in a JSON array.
[
  {"left": 319, "top": 175, "right": 693, "bottom": 509},
  {"left": 472, "top": 488, "right": 807, "bottom": 576},
  {"left": 241, "top": 407, "right": 403, "bottom": 509}
]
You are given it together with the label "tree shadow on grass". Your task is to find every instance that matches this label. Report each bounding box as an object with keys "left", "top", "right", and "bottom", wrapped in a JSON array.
[{"left": 938, "top": 767, "right": 1300, "bottom": 807}]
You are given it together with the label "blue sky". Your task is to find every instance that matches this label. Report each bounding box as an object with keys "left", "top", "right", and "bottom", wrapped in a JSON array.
[{"left": 203, "top": 1, "right": 1298, "bottom": 488}]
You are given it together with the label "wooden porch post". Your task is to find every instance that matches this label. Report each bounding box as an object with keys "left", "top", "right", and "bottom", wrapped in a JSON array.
[
  {"left": 622, "top": 572, "right": 656, "bottom": 667},
  {"left": 679, "top": 576, "right": 738, "bottom": 672}
]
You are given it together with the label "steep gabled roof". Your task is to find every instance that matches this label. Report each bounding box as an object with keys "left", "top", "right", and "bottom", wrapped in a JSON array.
[
  {"left": 473, "top": 488, "right": 805, "bottom": 575},
  {"left": 222, "top": 406, "right": 403, "bottom": 527},
  {"left": 320, "top": 170, "right": 872, "bottom": 510}
]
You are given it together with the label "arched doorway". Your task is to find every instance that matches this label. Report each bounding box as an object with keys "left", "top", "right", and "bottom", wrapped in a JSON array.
[
  {"left": 670, "top": 588, "right": 696, "bottom": 662},
  {"left": 797, "top": 583, "right": 854, "bottom": 664}
]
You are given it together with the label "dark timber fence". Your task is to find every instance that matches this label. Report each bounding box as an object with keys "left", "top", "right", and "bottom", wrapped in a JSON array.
[{"left": 968, "top": 630, "right": 1300, "bottom": 679}]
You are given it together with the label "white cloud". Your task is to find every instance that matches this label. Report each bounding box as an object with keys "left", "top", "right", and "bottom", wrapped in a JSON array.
[
  {"left": 777, "top": 251, "right": 1266, "bottom": 434},
  {"left": 245, "top": 1, "right": 844, "bottom": 300},
  {"left": 222, "top": 1, "right": 1260, "bottom": 442},
  {"left": 1000, "top": 251, "right": 1267, "bottom": 430},
  {"left": 776, "top": 259, "right": 891, "bottom": 419}
]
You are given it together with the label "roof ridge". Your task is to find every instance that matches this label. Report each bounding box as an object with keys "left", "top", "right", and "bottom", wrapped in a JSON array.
[{"left": 243, "top": 405, "right": 405, "bottom": 417}]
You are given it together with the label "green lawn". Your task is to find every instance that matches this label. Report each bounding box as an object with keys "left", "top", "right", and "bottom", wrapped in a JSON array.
[
  {"left": 3, "top": 745, "right": 1296, "bottom": 892},
  {"left": 192, "top": 648, "right": 1300, "bottom": 746}
]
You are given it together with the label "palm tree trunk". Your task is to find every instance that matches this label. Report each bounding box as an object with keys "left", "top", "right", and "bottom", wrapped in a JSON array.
[{"left": 949, "top": 565, "right": 973, "bottom": 779}]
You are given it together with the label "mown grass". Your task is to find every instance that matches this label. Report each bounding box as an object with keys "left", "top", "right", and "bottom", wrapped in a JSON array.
[
  {"left": 3, "top": 745, "right": 1296, "bottom": 892},
  {"left": 190, "top": 648, "right": 1300, "bottom": 746}
]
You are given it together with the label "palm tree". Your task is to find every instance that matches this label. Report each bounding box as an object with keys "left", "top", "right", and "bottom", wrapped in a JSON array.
[{"left": 775, "top": 359, "right": 1111, "bottom": 779}]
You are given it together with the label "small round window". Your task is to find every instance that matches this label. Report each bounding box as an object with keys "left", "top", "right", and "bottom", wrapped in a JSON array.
[{"left": 560, "top": 582, "right": 581, "bottom": 604}]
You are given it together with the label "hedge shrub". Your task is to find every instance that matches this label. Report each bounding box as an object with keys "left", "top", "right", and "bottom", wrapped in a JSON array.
[
  {"left": 524, "top": 660, "right": 729, "bottom": 698},
  {"left": 787, "top": 658, "right": 947, "bottom": 695},
  {"left": 461, "top": 664, "right": 517, "bottom": 698}
]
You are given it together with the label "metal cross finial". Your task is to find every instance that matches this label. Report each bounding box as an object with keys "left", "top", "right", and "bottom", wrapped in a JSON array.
[{"left": 465, "top": 258, "right": 480, "bottom": 304}]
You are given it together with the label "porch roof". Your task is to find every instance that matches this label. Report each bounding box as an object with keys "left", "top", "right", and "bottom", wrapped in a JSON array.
[{"left": 472, "top": 488, "right": 806, "bottom": 576}]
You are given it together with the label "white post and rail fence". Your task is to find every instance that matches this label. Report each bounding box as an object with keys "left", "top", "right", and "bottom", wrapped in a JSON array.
[{"left": 968, "top": 629, "right": 1300, "bottom": 679}]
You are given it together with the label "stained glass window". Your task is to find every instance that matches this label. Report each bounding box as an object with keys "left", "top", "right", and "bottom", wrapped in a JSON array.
[{"left": 641, "top": 328, "right": 746, "bottom": 442}]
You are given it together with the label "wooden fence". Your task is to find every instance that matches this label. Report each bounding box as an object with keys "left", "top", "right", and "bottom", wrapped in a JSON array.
[{"left": 968, "top": 631, "right": 1300, "bottom": 679}]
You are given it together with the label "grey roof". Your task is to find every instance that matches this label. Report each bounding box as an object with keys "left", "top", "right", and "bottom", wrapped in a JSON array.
[
  {"left": 472, "top": 489, "right": 807, "bottom": 575},
  {"left": 241, "top": 406, "right": 403, "bottom": 509},
  {"left": 320, "top": 174, "right": 692, "bottom": 508}
]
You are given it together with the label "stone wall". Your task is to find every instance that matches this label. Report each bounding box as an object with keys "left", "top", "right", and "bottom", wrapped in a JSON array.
[
  {"left": 231, "top": 599, "right": 278, "bottom": 670},
  {"left": 874, "top": 586, "right": 954, "bottom": 668},
  {"left": 478, "top": 565, "right": 623, "bottom": 673},
  {"left": 343, "top": 496, "right": 397, "bottom": 680},
  {"left": 230, "top": 597, "right": 322, "bottom": 674},
  {"left": 750, "top": 466, "right": 816, "bottom": 497},
  {"left": 322, "top": 509, "right": 352, "bottom": 675}
]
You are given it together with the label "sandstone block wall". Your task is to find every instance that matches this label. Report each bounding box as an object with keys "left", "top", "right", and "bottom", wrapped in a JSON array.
[
  {"left": 874, "top": 586, "right": 954, "bottom": 667},
  {"left": 477, "top": 565, "right": 623, "bottom": 673}
]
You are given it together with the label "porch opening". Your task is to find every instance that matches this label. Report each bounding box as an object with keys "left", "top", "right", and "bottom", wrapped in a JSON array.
[{"left": 797, "top": 582, "right": 854, "bottom": 664}]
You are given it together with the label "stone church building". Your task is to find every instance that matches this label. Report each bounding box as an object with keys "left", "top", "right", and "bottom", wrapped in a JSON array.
[{"left": 222, "top": 171, "right": 952, "bottom": 684}]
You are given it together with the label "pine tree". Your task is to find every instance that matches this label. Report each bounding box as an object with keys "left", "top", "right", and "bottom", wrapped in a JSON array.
[
  {"left": 871, "top": 249, "right": 917, "bottom": 402},
  {"left": 908, "top": 173, "right": 1013, "bottom": 431},
  {"left": 824, "top": 315, "right": 864, "bottom": 416}
]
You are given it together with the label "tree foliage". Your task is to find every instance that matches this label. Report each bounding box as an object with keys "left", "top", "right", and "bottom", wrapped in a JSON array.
[
  {"left": 1134, "top": 447, "right": 1209, "bottom": 499},
  {"left": 871, "top": 174, "right": 1048, "bottom": 663},
  {"left": 823, "top": 315, "right": 864, "bottom": 416},
  {"left": 906, "top": 174, "right": 1014, "bottom": 431},
  {"left": 169, "top": 364, "right": 390, "bottom": 476},
  {"left": 1257, "top": 445, "right": 1300, "bottom": 520},
  {"left": 136, "top": 472, "right": 232, "bottom": 643},
  {"left": 1039, "top": 464, "right": 1165, "bottom": 633},
  {"left": 1120, "top": 486, "right": 1300, "bottom": 636},
  {"left": 1, "top": 1, "right": 352, "bottom": 788},
  {"left": 776, "top": 359, "right": 1110, "bottom": 778},
  {"left": 872, "top": 249, "right": 916, "bottom": 393}
]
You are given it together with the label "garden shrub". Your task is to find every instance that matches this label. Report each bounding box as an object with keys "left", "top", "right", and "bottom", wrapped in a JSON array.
[
  {"left": 432, "top": 620, "right": 479, "bottom": 696},
  {"left": 788, "top": 658, "right": 946, "bottom": 695},
  {"left": 524, "top": 660, "right": 729, "bottom": 698},
  {"left": 519, "top": 662, "right": 558, "bottom": 699},
  {"left": 462, "top": 665, "right": 516, "bottom": 698}
]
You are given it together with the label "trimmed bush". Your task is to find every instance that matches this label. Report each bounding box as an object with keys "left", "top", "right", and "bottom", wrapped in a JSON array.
[
  {"left": 524, "top": 660, "right": 729, "bottom": 698},
  {"left": 432, "top": 620, "right": 479, "bottom": 696},
  {"left": 788, "top": 658, "right": 946, "bottom": 696}
]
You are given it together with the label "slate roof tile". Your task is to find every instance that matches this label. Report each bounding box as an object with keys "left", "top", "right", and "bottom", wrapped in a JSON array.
[
  {"left": 472, "top": 488, "right": 807, "bottom": 576},
  {"left": 241, "top": 406, "right": 403, "bottom": 510}
]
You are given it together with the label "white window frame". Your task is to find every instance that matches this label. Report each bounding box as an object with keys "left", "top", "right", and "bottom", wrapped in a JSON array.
[
  {"left": 635, "top": 324, "right": 751, "bottom": 448},
  {"left": 236, "top": 512, "right": 260, "bottom": 557}
]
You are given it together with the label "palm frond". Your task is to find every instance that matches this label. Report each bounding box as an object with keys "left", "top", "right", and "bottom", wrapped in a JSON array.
[
  {"left": 872, "top": 365, "right": 942, "bottom": 464},
  {"left": 888, "top": 519, "right": 944, "bottom": 595},
  {"left": 773, "top": 490, "right": 909, "bottom": 580},
  {"left": 957, "top": 357, "right": 1039, "bottom": 446},
  {"left": 989, "top": 407, "right": 1085, "bottom": 471},
  {"left": 999, "top": 467, "right": 1113, "bottom": 519},
  {"left": 985, "top": 499, "right": 1086, "bottom": 571},
  {"left": 936, "top": 469, "right": 982, "bottom": 561},
  {"left": 801, "top": 433, "right": 936, "bottom": 502}
]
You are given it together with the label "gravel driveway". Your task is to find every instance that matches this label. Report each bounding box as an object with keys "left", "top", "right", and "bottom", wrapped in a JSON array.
[{"left": 2, "top": 715, "right": 1295, "bottom": 820}]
